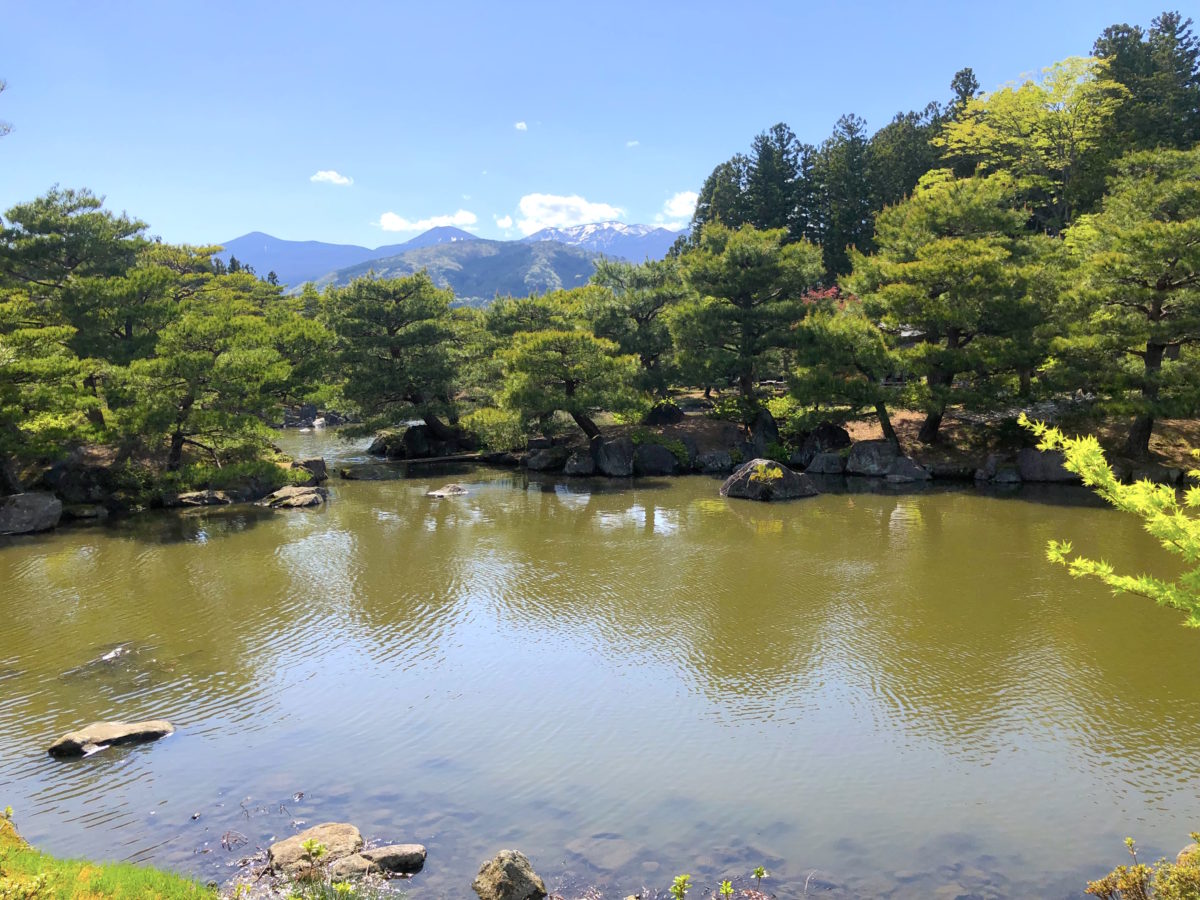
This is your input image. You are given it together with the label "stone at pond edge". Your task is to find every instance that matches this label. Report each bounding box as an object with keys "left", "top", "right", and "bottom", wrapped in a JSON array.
[
  {"left": 1177, "top": 843, "right": 1200, "bottom": 867},
  {"left": 591, "top": 436, "right": 634, "bottom": 477},
  {"left": 328, "top": 854, "right": 380, "bottom": 880},
  {"left": 696, "top": 450, "right": 733, "bottom": 474},
  {"left": 720, "top": 458, "right": 818, "bottom": 502},
  {"left": 427, "top": 483, "right": 469, "bottom": 498},
  {"left": 791, "top": 421, "right": 852, "bottom": 469},
  {"left": 0, "top": 492, "right": 62, "bottom": 535},
  {"left": 886, "top": 456, "right": 932, "bottom": 483},
  {"left": 524, "top": 447, "right": 569, "bottom": 472},
  {"left": 1016, "top": 447, "right": 1079, "bottom": 483},
  {"left": 845, "top": 440, "right": 898, "bottom": 477},
  {"left": 472, "top": 849, "right": 547, "bottom": 900},
  {"left": 48, "top": 720, "right": 174, "bottom": 757},
  {"left": 258, "top": 485, "right": 328, "bottom": 509},
  {"left": 268, "top": 823, "right": 364, "bottom": 877},
  {"left": 564, "top": 450, "right": 595, "bottom": 475},
  {"left": 633, "top": 443, "right": 680, "bottom": 476},
  {"left": 171, "top": 489, "right": 238, "bottom": 507},
  {"left": 361, "top": 843, "right": 427, "bottom": 874},
  {"left": 806, "top": 451, "right": 846, "bottom": 475}
]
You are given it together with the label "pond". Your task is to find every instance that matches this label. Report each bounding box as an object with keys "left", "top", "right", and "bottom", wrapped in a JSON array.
[{"left": 0, "top": 433, "right": 1197, "bottom": 899}]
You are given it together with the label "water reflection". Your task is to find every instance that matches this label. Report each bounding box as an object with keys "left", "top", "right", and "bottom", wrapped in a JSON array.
[{"left": 0, "top": 454, "right": 1196, "bottom": 899}]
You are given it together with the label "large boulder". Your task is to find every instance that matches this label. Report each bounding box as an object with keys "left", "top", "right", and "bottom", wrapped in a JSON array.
[
  {"left": 48, "top": 720, "right": 174, "bottom": 757},
  {"left": 0, "top": 492, "right": 63, "bottom": 535},
  {"left": 259, "top": 486, "right": 327, "bottom": 509},
  {"left": 720, "top": 458, "right": 819, "bottom": 502},
  {"left": 886, "top": 456, "right": 932, "bottom": 483},
  {"left": 361, "top": 843, "right": 427, "bottom": 874},
  {"left": 564, "top": 450, "right": 596, "bottom": 476},
  {"left": 633, "top": 443, "right": 680, "bottom": 476},
  {"left": 367, "top": 425, "right": 454, "bottom": 460},
  {"left": 805, "top": 452, "right": 846, "bottom": 475},
  {"left": 845, "top": 440, "right": 899, "bottom": 477},
  {"left": 791, "top": 422, "right": 852, "bottom": 469},
  {"left": 523, "top": 447, "right": 568, "bottom": 472},
  {"left": 268, "top": 823, "right": 364, "bottom": 877},
  {"left": 591, "top": 436, "right": 634, "bottom": 477},
  {"left": 34, "top": 452, "right": 119, "bottom": 506},
  {"left": 1016, "top": 447, "right": 1079, "bottom": 483},
  {"left": 1177, "top": 843, "right": 1200, "bottom": 867},
  {"left": 642, "top": 401, "right": 685, "bottom": 426},
  {"left": 472, "top": 850, "right": 547, "bottom": 900}
]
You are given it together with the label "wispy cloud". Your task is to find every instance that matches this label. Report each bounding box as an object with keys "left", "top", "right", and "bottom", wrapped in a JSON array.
[
  {"left": 625, "top": 139, "right": 640, "bottom": 148},
  {"left": 515, "top": 193, "right": 623, "bottom": 236},
  {"left": 310, "top": 169, "right": 353, "bottom": 186},
  {"left": 377, "top": 209, "right": 478, "bottom": 232},
  {"left": 655, "top": 191, "right": 698, "bottom": 230},
  {"left": 514, "top": 121, "right": 528, "bottom": 131}
]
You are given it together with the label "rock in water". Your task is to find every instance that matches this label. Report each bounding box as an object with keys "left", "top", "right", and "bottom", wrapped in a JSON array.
[
  {"left": 48, "top": 720, "right": 174, "bottom": 757},
  {"left": 720, "top": 458, "right": 818, "bottom": 502},
  {"left": 258, "top": 486, "right": 327, "bottom": 509},
  {"left": 268, "top": 823, "right": 364, "bottom": 877},
  {"left": 427, "top": 483, "right": 469, "bottom": 498},
  {"left": 523, "top": 448, "right": 568, "bottom": 472},
  {"left": 472, "top": 850, "right": 547, "bottom": 900},
  {"left": 0, "top": 492, "right": 63, "bottom": 535},
  {"left": 361, "top": 843, "right": 427, "bottom": 874}
]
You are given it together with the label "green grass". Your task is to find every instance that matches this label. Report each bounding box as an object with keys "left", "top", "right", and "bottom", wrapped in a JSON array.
[{"left": 0, "top": 818, "right": 215, "bottom": 899}]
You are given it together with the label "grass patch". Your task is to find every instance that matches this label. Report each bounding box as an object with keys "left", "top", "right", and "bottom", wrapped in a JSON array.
[{"left": 0, "top": 817, "right": 214, "bottom": 899}]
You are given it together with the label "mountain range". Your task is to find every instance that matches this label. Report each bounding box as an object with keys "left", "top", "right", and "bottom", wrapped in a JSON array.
[{"left": 215, "top": 222, "right": 683, "bottom": 299}]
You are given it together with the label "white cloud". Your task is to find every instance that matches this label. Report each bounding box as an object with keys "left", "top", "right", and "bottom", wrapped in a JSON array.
[
  {"left": 625, "top": 139, "right": 640, "bottom": 148},
  {"left": 663, "top": 190, "right": 698, "bottom": 219},
  {"left": 515, "top": 193, "right": 623, "bottom": 235},
  {"left": 494, "top": 214, "right": 514, "bottom": 229},
  {"left": 310, "top": 169, "right": 353, "bottom": 186},
  {"left": 377, "top": 209, "right": 478, "bottom": 232},
  {"left": 514, "top": 121, "right": 528, "bottom": 131}
]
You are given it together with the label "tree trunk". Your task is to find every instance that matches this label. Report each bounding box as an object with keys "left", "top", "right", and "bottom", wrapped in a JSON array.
[
  {"left": 0, "top": 456, "right": 23, "bottom": 496},
  {"left": 875, "top": 402, "right": 901, "bottom": 453},
  {"left": 570, "top": 411, "right": 601, "bottom": 441},
  {"left": 1124, "top": 342, "right": 1164, "bottom": 459},
  {"left": 738, "top": 368, "right": 755, "bottom": 401},
  {"left": 421, "top": 413, "right": 460, "bottom": 443},
  {"left": 1018, "top": 367, "right": 1032, "bottom": 398},
  {"left": 167, "top": 430, "right": 185, "bottom": 472},
  {"left": 920, "top": 368, "right": 954, "bottom": 445}
]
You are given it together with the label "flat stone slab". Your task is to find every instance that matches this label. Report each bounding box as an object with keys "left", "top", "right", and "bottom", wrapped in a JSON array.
[
  {"left": 48, "top": 720, "right": 174, "bottom": 757},
  {"left": 258, "top": 485, "right": 328, "bottom": 509},
  {"left": 269, "top": 822, "right": 363, "bottom": 876},
  {"left": 362, "top": 843, "right": 427, "bottom": 873},
  {"left": 427, "top": 483, "right": 469, "bottom": 498}
]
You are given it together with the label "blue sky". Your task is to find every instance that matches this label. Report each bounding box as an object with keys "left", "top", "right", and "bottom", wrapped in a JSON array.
[{"left": 0, "top": 0, "right": 1179, "bottom": 247}]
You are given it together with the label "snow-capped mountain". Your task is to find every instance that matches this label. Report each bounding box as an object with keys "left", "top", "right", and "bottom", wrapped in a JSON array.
[{"left": 521, "top": 221, "right": 682, "bottom": 262}]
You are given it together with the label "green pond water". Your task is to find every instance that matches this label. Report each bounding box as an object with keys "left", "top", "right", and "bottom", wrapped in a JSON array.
[{"left": 1, "top": 432, "right": 1198, "bottom": 899}]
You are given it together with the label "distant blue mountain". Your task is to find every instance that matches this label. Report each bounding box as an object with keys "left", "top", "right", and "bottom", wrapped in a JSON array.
[
  {"left": 215, "top": 227, "right": 483, "bottom": 287},
  {"left": 216, "top": 222, "right": 680, "bottom": 288}
]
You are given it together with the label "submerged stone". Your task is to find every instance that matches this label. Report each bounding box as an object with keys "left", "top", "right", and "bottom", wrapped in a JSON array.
[{"left": 48, "top": 720, "right": 174, "bottom": 757}]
